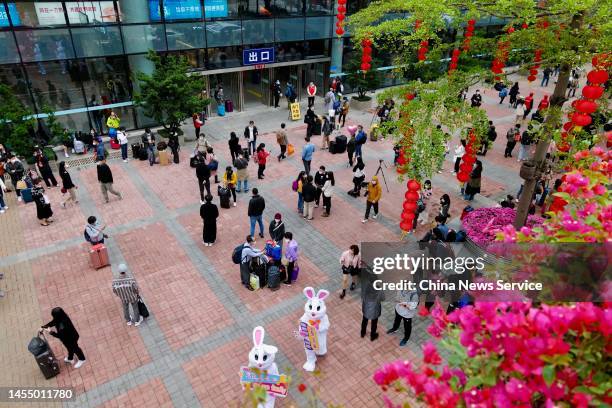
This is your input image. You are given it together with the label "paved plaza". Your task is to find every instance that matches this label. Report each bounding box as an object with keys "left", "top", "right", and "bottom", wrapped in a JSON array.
[{"left": 0, "top": 77, "right": 556, "bottom": 407}]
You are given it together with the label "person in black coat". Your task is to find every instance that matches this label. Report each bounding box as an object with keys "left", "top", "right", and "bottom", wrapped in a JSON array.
[
  {"left": 228, "top": 132, "right": 241, "bottom": 162},
  {"left": 200, "top": 195, "right": 218, "bottom": 246},
  {"left": 58, "top": 161, "right": 78, "bottom": 207},
  {"left": 304, "top": 108, "right": 316, "bottom": 138},
  {"left": 32, "top": 179, "right": 53, "bottom": 226},
  {"left": 195, "top": 152, "right": 211, "bottom": 204},
  {"left": 96, "top": 159, "right": 122, "bottom": 203},
  {"left": 34, "top": 148, "right": 58, "bottom": 187},
  {"left": 41, "top": 307, "right": 86, "bottom": 368},
  {"left": 167, "top": 133, "right": 180, "bottom": 164},
  {"left": 268, "top": 213, "right": 285, "bottom": 244},
  {"left": 248, "top": 188, "right": 266, "bottom": 238},
  {"left": 314, "top": 166, "right": 326, "bottom": 207},
  {"left": 301, "top": 175, "right": 317, "bottom": 220},
  {"left": 508, "top": 82, "right": 519, "bottom": 107},
  {"left": 470, "top": 90, "right": 482, "bottom": 107}
]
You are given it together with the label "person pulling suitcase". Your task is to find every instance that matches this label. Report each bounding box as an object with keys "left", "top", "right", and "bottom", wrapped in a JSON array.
[{"left": 40, "top": 307, "right": 86, "bottom": 369}]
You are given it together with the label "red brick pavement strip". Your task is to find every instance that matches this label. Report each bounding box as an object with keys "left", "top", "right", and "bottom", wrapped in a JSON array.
[
  {"left": 115, "top": 222, "right": 234, "bottom": 351},
  {"left": 78, "top": 164, "right": 154, "bottom": 227},
  {"left": 97, "top": 378, "right": 173, "bottom": 408},
  {"left": 30, "top": 244, "right": 152, "bottom": 394}
]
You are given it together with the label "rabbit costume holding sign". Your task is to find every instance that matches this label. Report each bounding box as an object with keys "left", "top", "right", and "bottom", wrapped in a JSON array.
[
  {"left": 248, "top": 326, "right": 279, "bottom": 408},
  {"left": 299, "top": 287, "right": 330, "bottom": 372}
]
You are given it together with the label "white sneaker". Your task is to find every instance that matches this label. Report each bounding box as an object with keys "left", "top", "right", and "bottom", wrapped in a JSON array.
[
  {"left": 0, "top": 210, "right": 4, "bottom": 214},
  {"left": 200, "top": 200, "right": 205, "bottom": 204},
  {"left": 362, "top": 219, "right": 368, "bottom": 223},
  {"left": 3, "top": 206, "right": 7, "bottom": 210},
  {"left": 18, "top": 197, "right": 22, "bottom": 202},
  {"left": 127, "top": 321, "right": 132, "bottom": 326},
  {"left": 372, "top": 214, "right": 378, "bottom": 219},
  {"left": 74, "top": 360, "right": 86, "bottom": 369},
  {"left": 233, "top": 202, "right": 236, "bottom": 207},
  {"left": 64, "top": 153, "right": 69, "bottom": 158},
  {"left": 123, "top": 159, "right": 127, "bottom": 163},
  {"left": 64, "top": 357, "right": 73, "bottom": 364},
  {"left": 134, "top": 316, "right": 144, "bottom": 327}
]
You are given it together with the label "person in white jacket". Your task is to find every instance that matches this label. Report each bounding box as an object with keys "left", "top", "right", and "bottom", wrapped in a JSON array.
[
  {"left": 321, "top": 171, "right": 334, "bottom": 217},
  {"left": 452, "top": 139, "right": 466, "bottom": 174},
  {"left": 386, "top": 290, "right": 419, "bottom": 346},
  {"left": 117, "top": 127, "right": 129, "bottom": 162}
]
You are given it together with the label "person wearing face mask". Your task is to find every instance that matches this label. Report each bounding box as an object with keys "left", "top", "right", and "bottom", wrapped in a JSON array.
[
  {"left": 470, "top": 90, "right": 482, "bottom": 108},
  {"left": 282, "top": 232, "right": 299, "bottom": 285},
  {"left": 268, "top": 213, "right": 285, "bottom": 245},
  {"left": 362, "top": 176, "right": 382, "bottom": 223}
]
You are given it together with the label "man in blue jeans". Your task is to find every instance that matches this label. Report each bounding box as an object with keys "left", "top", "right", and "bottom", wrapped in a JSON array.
[
  {"left": 248, "top": 188, "right": 265, "bottom": 238},
  {"left": 302, "top": 137, "right": 315, "bottom": 175},
  {"left": 142, "top": 128, "right": 156, "bottom": 166}
]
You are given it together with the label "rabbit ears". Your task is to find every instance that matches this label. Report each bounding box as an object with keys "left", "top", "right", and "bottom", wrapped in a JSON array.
[
  {"left": 303, "top": 287, "right": 330, "bottom": 301},
  {"left": 252, "top": 326, "right": 278, "bottom": 354}
]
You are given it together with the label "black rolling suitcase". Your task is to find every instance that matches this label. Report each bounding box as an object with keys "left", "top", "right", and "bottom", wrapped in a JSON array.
[
  {"left": 28, "top": 333, "right": 59, "bottom": 379},
  {"left": 131, "top": 143, "right": 142, "bottom": 159},
  {"left": 334, "top": 135, "right": 347, "bottom": 153},
  {"left": 242, "top": 147, "right": 250, "bottom": 161},
  {"left": 329, "top": 141, "right": 337, "bottom": 154},
  {"left": 251, "top": 257, "right": 267, "bottom": 287},
  {"left": 139, "top": 147, "right": 148, "bottom": 161},
  {"left": 312, "top": 121, "right": 322, "bottom": 136},
  {"left": 218, "top": 186, "right": 231, "bottom": 209},
  {"left": 268, "top": 265, "right": 281, "bottom": 290}
]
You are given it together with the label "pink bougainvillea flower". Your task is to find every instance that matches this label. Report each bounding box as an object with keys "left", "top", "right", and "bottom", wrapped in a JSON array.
[
  {"left": 422, "top": 342, "right": 442, "bottom": 365},
  {"left": 571, "top": 393, "right": 593, "bottom": 408},
  {"left": 592, "top": 183, "right": 607, "bottom": 195}
]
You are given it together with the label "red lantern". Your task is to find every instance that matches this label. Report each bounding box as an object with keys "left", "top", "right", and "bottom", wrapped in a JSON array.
[
  {"left": 452, "top": 49, "right": 461, "bottom": 56},
  {"left": 529, "top": 69, "right": 538, "bottom": 75},
  {"left": 396, "top": 166, "right": 406, "bottom": 174},
  {"left": 467, "top": 19, "right": 475, "bottom": 25},
  {"left": 336, "top": 28, "right": 344, "bottom": 36},
  {"left": 528, "top": 75, "right": 536, "bottom": 82},
  {"left": 575, "top": 99, "right": 598, "bottom": 114},
  {"left": 582, "top": 85, "right": 604, "bottom": 100},
  {"left": 362, "top": 38, "right": 372, "bottom": 47},
  {"left": 400, "top": 221, "right": 412, "bottom": 232},
  {"left": 462, "top": 154, "right": 476, "bottom": 164},
  {"left": 337, "top": 0, "right": 346, "bottom": 4},
  {"left": 336, "top": 14, "right": 345, "bottom": 21},
  {"left": 457, "top": 172, "right": 470, "bottom": 182},
  {"left": 407, "top": 179, "right": 420, "bottom": 191},
  {"left": 403, "top": 201, "right": 417, "bottom": 212},
  {"left": 401, "top": 211, "right": 416, "bottom": 222},
  {"left": 587, "top": 70, "right": 609, "bottom": 85},
  {"left": 337, "top": 5, "right": 346, "bottom": 13},
  {"left": 464, "top": 32, "right": 473, "bottom": 38},
  {"left": 360, "top": 62, "right": 371, "bottom": 71},
  {"left": 571, "top": 112, "right": 592, "bottom": 127},
  {"left": 507, "top": 27, "right": 515, "bottom": 33},
  {"left": 459, "top": 162, "right": 473, "bottom": 173},
  {"left": 521, "top": 22, "right": 528, "bottom": 29},
  {"left": 363, "top": 54, "right": 372, "bottom": 63},
  {"left": 449, "top": 62, "right": 458, "bottom": 70},
  {"left": 406, "top": 93, "right": 415, "bottom": 101},
  {"left": 405, "top": 191, "right": 419, "bottom": 202}
]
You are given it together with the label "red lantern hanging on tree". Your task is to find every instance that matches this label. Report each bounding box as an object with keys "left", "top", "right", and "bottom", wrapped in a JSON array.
[
  {"left": 335, "top": 0, "right": 346, "bottom": 37},
  {"left": 361, "top": 38, "right": 373, "bottom": 73},
  {"left": 448, "top": 48, "right": 460, "bottom": 74},
  {"left": 463, "top": 19, "right": 475, "bottom": 51}
]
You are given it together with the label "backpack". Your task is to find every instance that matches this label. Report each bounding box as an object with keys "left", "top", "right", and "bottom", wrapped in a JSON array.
[
  {"left": 84, "top": 229, "right": 92, "bottom": 242},
  {"left": 232, "top": 244, "right": 245, "bottom": 264},
  {"left": 499, "top": 88, "right": 508, "bottom": 97},
  {"left": 333, "top": 99, "right": 341, "bottom": 110},
  {"left": 207, "top": 159, "right": 219, "bottom": 171},
  {"left": 356, "top": 131, "right": 367, "bottom": 145},
  {"left": 292, "top": 180, "right": 299, "bottom": 191}
]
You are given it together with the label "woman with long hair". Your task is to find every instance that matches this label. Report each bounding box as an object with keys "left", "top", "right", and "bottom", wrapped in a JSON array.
[
  {"left": 32, "top": 179, "right": 53, "bottom": 226},
  {"left": 351, "top": 157, "right": 365, "bottom": 196},
  {"left": 294, "top": 171, "right": 306, "bottom": 215},
  {"left": 464, "top": 160, "right": 483, "bottom": 201},
  {"left": 256, "top": 143, "right": 269, "bottom": 179},
  {"left": 41, "top": 307, "right": 86, "bottom": 368},
  {"left": 321, "top": 171, "right": 334, "bottom": 217},
  {"left": 58, "top": 161, "right": 78, "bottom": 208},
  {"left": 439, "top": 194, "right": 451, "bottom": 222}
]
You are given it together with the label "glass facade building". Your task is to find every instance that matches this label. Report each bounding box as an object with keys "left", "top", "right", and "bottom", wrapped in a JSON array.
[{"left": 0, "top": 0, "right": 349, "bottom": 132}]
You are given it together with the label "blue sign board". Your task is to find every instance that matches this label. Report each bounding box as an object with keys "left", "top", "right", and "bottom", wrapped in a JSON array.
[
  {"left": 149, "top": 0, "right": 202, "bottom": 21},
  {"left": 204, "top": 0, "right": 228, "bottom": 18},
  {"left": 242, "top": 47, "right": 275, "bottom": 66},
  {"left": 0, "top": 3, "right": 21, "bottom": 27}
]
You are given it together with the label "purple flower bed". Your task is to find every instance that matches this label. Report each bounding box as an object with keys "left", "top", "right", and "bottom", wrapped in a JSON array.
[{"left": 462, "top": 207, "right": 543, "bottom": 247}]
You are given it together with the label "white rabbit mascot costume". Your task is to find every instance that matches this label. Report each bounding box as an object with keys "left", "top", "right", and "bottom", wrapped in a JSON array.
[
  {"left": 248, "top": 326, "right": 279, "bottom": 408},
  {"left": 299, "top": 287, "right": 330, "bottom": 372}
]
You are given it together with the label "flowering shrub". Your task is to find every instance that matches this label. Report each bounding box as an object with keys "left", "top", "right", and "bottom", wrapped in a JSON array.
[
  {"left": 373, "top": 302, "right": 612, "bottom": 408},
  {"left": 462, "top": 207, "right": 543, "bottom": 247}
]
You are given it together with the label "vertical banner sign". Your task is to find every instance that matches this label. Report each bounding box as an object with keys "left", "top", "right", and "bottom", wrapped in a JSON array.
[
  {"left": 290, "top": 103, "right": 301, "bottom": 121},
  {"left": 299, "top": 321, "right": 318, "bottom": 350},
  {"left": 242, "top": 47, "right": 275, "bottom": 66}
]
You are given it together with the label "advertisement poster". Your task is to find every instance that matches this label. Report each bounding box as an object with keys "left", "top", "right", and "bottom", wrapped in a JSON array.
[
  {"left": 204, "top": 0, "right": 228, "bottom": 18},
  {"left": 239, "top": 367, "right": 288, "bottom": 398},
  {"left": 299, "top": 321, "right": 319, "bottom": 351},
  {"left": 149, "top": 0, "right": 202, "bottom": 21},
  {"left": 65, "top": 2, "right": 116, "bottom": 24},
  {"left": 34, "top": 2, "right": 66, "bottom": 25},
  {"left": 290, "top": 102, "right": 301, "bottom": 121},
  {"left": 0, "top": 3, "right": 20, "bottom": 27}
]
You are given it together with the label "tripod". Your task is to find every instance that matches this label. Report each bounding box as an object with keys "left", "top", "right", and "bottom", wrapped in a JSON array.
[{"left": 374, "top": 159, "right": 390, "bottom": 193}]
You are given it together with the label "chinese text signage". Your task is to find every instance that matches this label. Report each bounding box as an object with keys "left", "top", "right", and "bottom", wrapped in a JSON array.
[{"left": 242, "top": 47, "right": 275, "bottom": 66}]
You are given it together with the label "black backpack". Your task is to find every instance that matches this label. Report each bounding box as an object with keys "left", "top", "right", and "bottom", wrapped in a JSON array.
[
  {"left": 232, "top": 244, "right": 245, "bottom": 264},
  {"left": 84, "top": 229, "right": 92, "bottom": 242}
]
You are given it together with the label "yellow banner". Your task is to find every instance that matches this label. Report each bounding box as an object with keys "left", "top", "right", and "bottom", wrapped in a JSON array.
[{"left": 290, "top": 102, "right": 301, "bottom": 121}]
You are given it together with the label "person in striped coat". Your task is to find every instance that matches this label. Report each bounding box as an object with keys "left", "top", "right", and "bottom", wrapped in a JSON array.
[{"left": 112, "top": 264, "right": 143, "bottom": 327}]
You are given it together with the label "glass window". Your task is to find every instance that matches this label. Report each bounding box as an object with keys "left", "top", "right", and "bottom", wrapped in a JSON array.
[
  {"left": 0, "top": 65, "right": 36, "bottom": 111},
  {"left": 13, "top": 2, "right": 67, "bottom": 27},
  {"left": 64, "top": 1, "right": 118, "bottom": 24},
  {"left": 203, "top": 0, "right": 232, "bottom": 19},
  {"left": 305, "top": 15, "right": 330, "bottom": 39},
  {"left": 275, "top": 17, "right": 304, "bottom": 42},
  {"left": 304, "top": 38, "right": 327, "bottom": 58},
  {"left": 81, "top": 57, "right": 131, "bottom": 107},
  {"left": 24, "top": 61, "right": 85, "bottom": 111},
  {"left": 275, "top": 41, "right": 303, "bottom": 62},
  {"left": 51, "top": 111, "right": 92, "bottom": 132},
  {"left": 242, "top": 19, "right": 273, "bottom": 45},
  {"left": 306, "top": 0, "right": 332, "bottom": 16},
  {"left": 121, "top": 24, "right": 166, "bottom": 53},
  {"left": 238, "top": 0, "right": 272, "bottom": 18},
  {"left": 71, "top": 26, "right": 123, "bottom": 57},
  {"left": 274, "top": 0, "right": 304, "bottom": 16},
  {"left": 1, "top": 3, "right": 21, "bottom": 27},
  {"left": 15, "top": 30, "right": 74, "bottom": 61},
  {"left": 118, "top": 0, "right": 154, "bottom": 23},
  {"left": 159, "top": 0, "right": 203, "bottom": 21},
  {"left": 206, "top": 46, "right": 241, "bottom": 69},
  {"left": 0, "top": 31, "right": 20, "bottom": 64},
  {"left": 162, "top": 49, "right": 205, "bottom": 68},
  {"left": 165, "top": 22, "right": 205, "bottom": 50},
  {"left": 205, "top": 20, "right": 242, "bottom": 47}
]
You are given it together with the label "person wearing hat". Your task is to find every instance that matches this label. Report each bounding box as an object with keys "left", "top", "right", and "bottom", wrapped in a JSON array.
[
  {"left": 269, "top": 213, "right": 285, "bottom": 245},
  {"left": 111, "top": 264, "right": 143, "bottom": 327}
]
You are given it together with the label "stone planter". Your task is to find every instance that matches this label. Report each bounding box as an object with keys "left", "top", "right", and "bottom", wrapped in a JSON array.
[{"left": 350, "top": 97, "right": 373, "bottom": 111}]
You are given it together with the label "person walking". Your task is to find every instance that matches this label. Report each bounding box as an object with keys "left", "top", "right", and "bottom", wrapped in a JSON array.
[
  {"left": 6, "top": 155, "right": 25, "bottom": 201},
  {"left": 470, "top": 90, "right": 482, "bottom": 107},
  {"left": 347, "top": 132, "right": 356, "bottom": 167},
  {"left": 355, "top": 125, "right": 367, "bottom": 158},
  {"left": 117, "top": 127, "right": 129, "bottom": 162},
  {"left": 362, "top": 176, "right": 382, "bottom": 223},
  {"left": 93, "top": 138, "right": 105, "bottom": 161},
  {"left": 517, "top": 125, "right": 534, "bottom": 162},
  {"left": 302, "top": 137, "right": 315, "bottom": 175},
  {"left": 193, "top": 113, "right": 203, "bottom": 138},
  {"left": 324, "top": 87, "right": 335, "bottom": 113},
  {"left": 361, "top": 274, "right": 382, "bottom": 341},
  {"left": 339, "top": 244, "right": 360, "bottom": 299},
  {"left": 234, "top": 151, "right": 249, "bottom": 193},
  {"left": 222, "top": 166, "right": 237, "bottom": 207},
  {"left": 195, "top": 152, "right": 211, "bottom": 204},
  {"left": 508, "top": 82, "right": 519, "bottom": 107},
  {"left": 200, "top": 195, "right": 219, "bottom": 246},
  {"left": 504, "top": 124, "right": 521, "bottom": 158},
  {"left": 106, "top": 111, "right": 120, "bottom": 140},
  {"left": 32, "top": 180, "right": 53, "bottom": 226},
  {"left": 97, "top": 158, "right": 122, "bottom": 203},
  {"left": 112, "top": 263, "right": 143, "bottom": 327},
  {"left": 34, "top": 148, "right": 58, "bottom": 188},
  {"left": 481, "top": 121, "right": 496, "bottom": 156},
  {"left": 567, "top": 73, "right": 579, "bottom": 97},
  {"left": 282, "top": 232, "right": 298, "bottom": 285},
  {"left": 255, "top": 143, "right": 269, "bottom": 179},
  {"left": 84, "top": 216, "right": 107, "bottom": 245},
  {"left": 304, "top": 108, "right": 316, "bottom": 138},
  {"left": 515, "top": 99, "right": 526, "bottom": 123},
  {"left": 321, "top": 116, "right": 332, "bottom": 150},
  {"left": 244, "top": 121, "right": 258, "bottom": 155},
  {"left": 239, "top": 236, "right": 265, "bottom": 291},
  {"left": 276, "top": 123, "right": 288, "bottom": 161},
  {"left": 541, "top": 67, "right": 552, "bottom": 87},
  {"left": 464, "top": 160, "right": 482, "bottom": 201},
  {"left": 268, "top": 213, "right": 285, "bottom": 245},
  {"left": 338, "top": 97, "right": 349, "bottom": 127},
  {"left": 58, "top": 162, "right": 77, "bottom": 208},
  {"left": 523, "top": 93, "right": 534, "bottom": 119},
  {"left": 314, "top": 166, "right": 326, "bottom": 208},
  {"left": 294, "top": 171, "right": 306, "bottom": 215},
  {"left": 195, "top": 134, "right": 209, "bottom": 155},
  {"left": 41, "top": 307, "right": 86, "bottom": 368},
  {"left": 141, "top": 128, "right": 156, "bottom": 166},
  {"left": 306, "top": 82, "right": 317, "bottom": 107},
  {"left": 452, "top": 140, "right": 466, "bottom": 174},
  {"left": 302, "top": 175, "right": 316, "bottom": 221},
  {"left": 352, "top": 157, "right": 366, "bottom": 195},
  {"left": 248, "top": 188, "right": 265, "bottom": 238},
  {"left": 498, "top": 85, "right": 508, "bottom": 104},
  {"left": 168, "top": 131, "right": 180, "bottom": 164},
  {"left": 228, "top": 132, "right": 240, "bottom": 162},
  {"left": 386, "top": 290, "right": 419, "bottom": 346}
]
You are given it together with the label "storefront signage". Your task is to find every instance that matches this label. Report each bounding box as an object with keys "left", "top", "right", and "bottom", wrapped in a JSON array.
[
  {"left": 35, "top": 2, "right": 66, "bottom": 25},
  {"left": 242, "top": 47, "right": 275, "bottom": 66},
  {"left": 204, "top": 0, "right": 228, "bottom": 18},
  {"left": 0, "top": 3, "right": 20, "bottom": 27},
  {"left": 149, "top": 0, "right": 202, "bottom": 21},
  {"left": 239, "top": 367, "right": 288, "bottom": 398},
  {"left": 65, "top": 1, "right": 116, "bottom": 24}
]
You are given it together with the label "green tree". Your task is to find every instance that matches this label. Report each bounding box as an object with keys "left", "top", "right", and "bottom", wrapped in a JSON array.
[
  {"left": 0, "top": 84, "right": 36, "bottom": 157},
  {"left": 349, "top": 0, "right": 609, "bottom": 227},
  {"left": 344, "top": 57, "right": 382, "bottom": 100},
  {"left": 133, "top": 50, "right": 209, "bottom": 137}
]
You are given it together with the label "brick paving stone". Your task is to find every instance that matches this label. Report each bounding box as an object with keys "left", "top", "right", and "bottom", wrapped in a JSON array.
[{"left": 97, "top": 378, "right": 172, "bottom": 408}]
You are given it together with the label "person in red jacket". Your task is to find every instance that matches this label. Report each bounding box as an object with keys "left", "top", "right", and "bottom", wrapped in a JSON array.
[
  {"left": 538, "top": 95, "right": 550, "bottom": 110},
  {"left": 193, "top": 113, "right": 203, "bottom": 138},
  {"left": 306, "top": 82, "right": 317, "bottom": 107},
  {"left": 256, "top": 143, "right": 270, "bottom": 180},
  {"left": 523, "top": 93, "right": 534, "bottom": 119}
]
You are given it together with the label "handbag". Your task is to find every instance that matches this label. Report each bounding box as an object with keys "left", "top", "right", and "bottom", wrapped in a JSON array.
[
  {"left": 137, "top": 297, "right": 150, "bottom": 318},
  {"left": 287, "top": 144, "right": 295, "bottom": 156},
  {"left": 16, "top": 179, "right": 27, "bottom": 190}
]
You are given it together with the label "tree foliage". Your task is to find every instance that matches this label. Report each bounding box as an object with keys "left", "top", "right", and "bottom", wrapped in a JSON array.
[
  {"left": 0, "top": 84, "right": 36, "bottom": 158},
  {"left": 343, "top": 57, "right": 382, "bottom": 100},
  {"left": 133, "top": 50, "right": 209, "bottom": 135}
]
